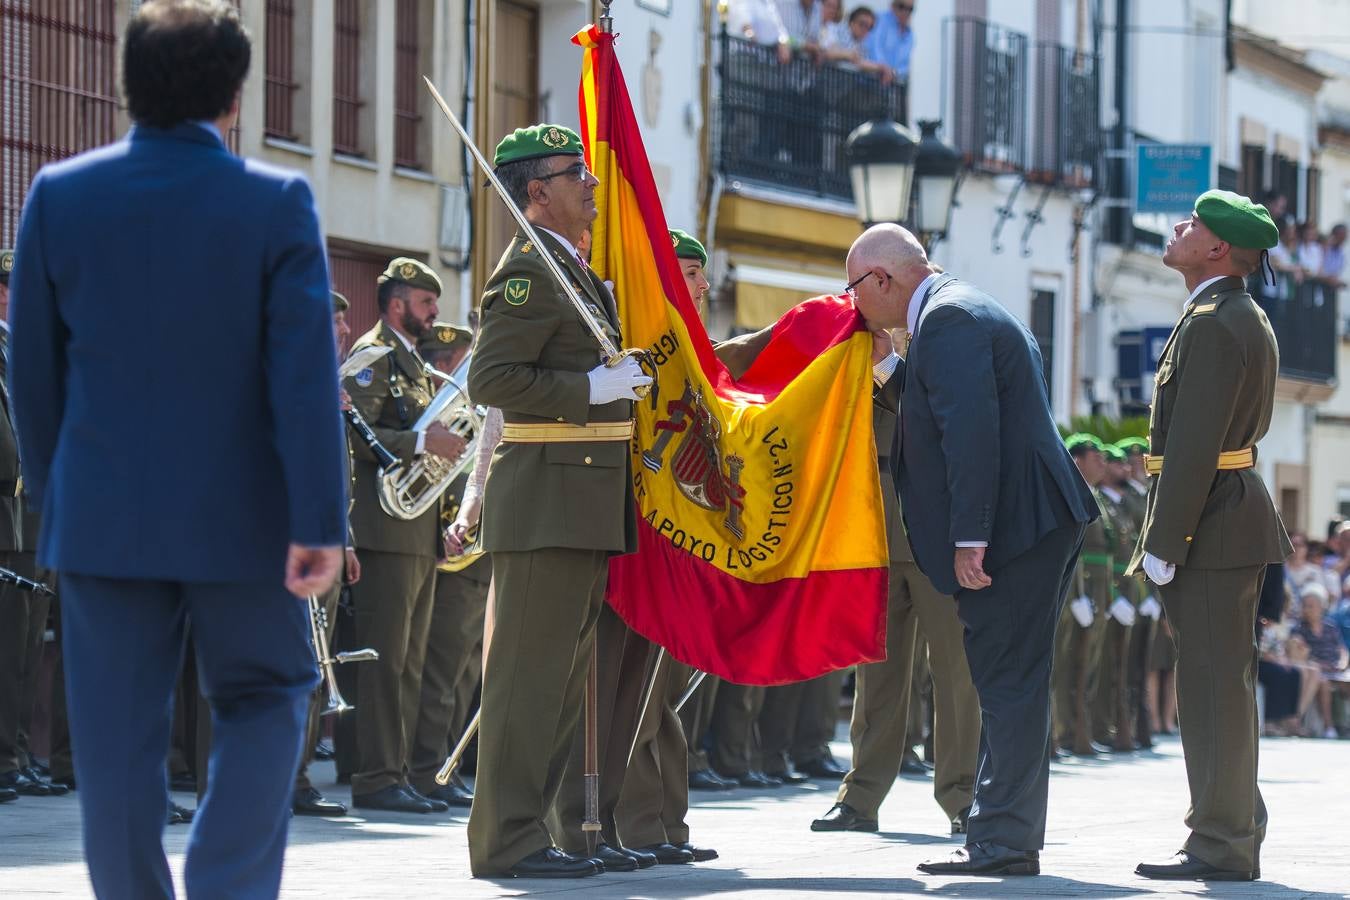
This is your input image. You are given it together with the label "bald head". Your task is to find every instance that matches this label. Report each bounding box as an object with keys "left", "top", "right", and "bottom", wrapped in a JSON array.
[
  {"left": 848, "top": 223, "right": 928, "bottom": 274},
  {"left": 844, "top": 224, "right": 940, "bottom": 330}
]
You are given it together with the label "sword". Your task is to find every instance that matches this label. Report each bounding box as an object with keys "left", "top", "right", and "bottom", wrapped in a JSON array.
[
  {"left": 0, "top": 566, "right": 54, "bottom": 596},
  {"left": 422, "top": 76, "right": 656, "bottom": 402}
]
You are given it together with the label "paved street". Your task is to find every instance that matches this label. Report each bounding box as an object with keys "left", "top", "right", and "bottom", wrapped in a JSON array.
[{"left": 2, "top": 733, "right": 1347, "bottom": 898}]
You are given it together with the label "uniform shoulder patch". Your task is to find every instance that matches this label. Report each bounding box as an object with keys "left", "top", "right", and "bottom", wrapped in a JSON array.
[
  {"left": 354, "top": 367, "right": 375, "bottom": 387},
  {"left": 504, "top": 277, "right": 531, "bottom": 305},
  {"left": 1192, "top": 303, "right": 1218, "bottom": 315}
]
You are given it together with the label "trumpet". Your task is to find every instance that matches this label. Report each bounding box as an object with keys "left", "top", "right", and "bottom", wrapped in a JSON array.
[{"left": 308, "top": 594, "right": 378, "bottom": 716}]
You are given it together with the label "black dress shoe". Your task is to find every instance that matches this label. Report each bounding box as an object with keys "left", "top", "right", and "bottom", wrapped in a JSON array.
[
  {"left": 587, "top": 843, "right": 638, "bottom": 872},
  {"left": 766, "top": 765, "right": 810, "bottom": 784},
  {"left": 313, "top": 738, "right": 336, "bottom": 761},
  {"left": 677, "top": 842, "right": 718, "bottom": 862},
  {"left": 1135, "top": 851, "right": 1258, "bottom": 881},
  {"left": 168, "top": 772, "right": 197, "bottom": 793},
  {"left": 24, "top": 767, "right": 69, "bottom": 795},
  {"left": 689, "top": 769, "right": 734, "bottom": 791},
  {"left": 0, "top": 769, "right": 51, "bottom": 796},
  {"left": 918, "top": 841, "right": 1039, "bottom": 876},
  {"left": 403, "top": 785, "right": 451, "bottom": 812},
  {"left": 899, "top": 755, "right": 931, "bottom": 776},
  {"left": 0, "top": 786, "right": 17, "bottom": 803},
  {"left": 635, "top": 842, "right": 695, "bottom": 864},
  {"left": 811, "top": 803, "right": 879, "bottom": 832},
  {"left": 505, "top": 847, "right": 600, "bottom": 878},
  {"left": 293, "top": 787, "right": 348, "bottom": 817},
  {"left": 618, "top": 846, "right": 658, "bottom": 868},
  {"left": 167, "top": 802, "right": 196, "bottom": 825},
  {"left": 352, "top": 784, "right": 437, "bottom": 814},
  {"left": 951, "top": 806, "right": 970, "bottom": 835},
  {"left": 798, "top": 756, "right": 847, "bottom": 779},
  {"left": 417, "top": 782, "right": 474, "bottom": 808},
  {"left": 737, "top": 771, "right": 781, "bottom": 789}
]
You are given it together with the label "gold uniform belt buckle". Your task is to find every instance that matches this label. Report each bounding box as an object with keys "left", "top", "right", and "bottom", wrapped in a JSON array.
[{"left": 1144, "top": 447, "right": 1255, "bottom": 476}]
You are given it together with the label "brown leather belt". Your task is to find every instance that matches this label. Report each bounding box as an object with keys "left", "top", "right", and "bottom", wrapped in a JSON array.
[
  {"left": 1143, "top": 447, "right": 1255, "bottom": 476},
  {"left": 500, "top": 421, "right": 634, "bottom": 443}
]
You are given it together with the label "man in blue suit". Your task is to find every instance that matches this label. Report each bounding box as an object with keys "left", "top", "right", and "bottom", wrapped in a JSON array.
[
  {"left": 7, "top": 3, "right": 347, "bottom": 897},
  {"left": 848, "top": 224, "right": 1097, "bottom": 876}
]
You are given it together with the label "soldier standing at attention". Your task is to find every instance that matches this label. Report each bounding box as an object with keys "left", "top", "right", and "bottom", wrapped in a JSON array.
[
  {"left": 407, "top": 322, "right": 485, "bottom": 809},
  {"left": 1131, "top": 190, "right": 1291, "bottom": 882},
  {"left": 344, "top": 259, "right": 467, "bottom": 814},
  {"left": 611, "top": 230, "right": 719, "bottom": 865},
  {"left": 466, "top": 123, "right": 650, "bottom": 879}
]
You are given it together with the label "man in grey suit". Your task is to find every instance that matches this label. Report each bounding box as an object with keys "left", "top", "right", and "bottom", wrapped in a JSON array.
[{"left": 847, "top": 224, "right": 1098, "bottom": 876}]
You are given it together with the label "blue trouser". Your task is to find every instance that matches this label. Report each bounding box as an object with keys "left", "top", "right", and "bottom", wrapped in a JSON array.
[
  {"left": 62, "top": 574, "right": 317, "bottom": 900},
  {"left": 955, "top": 522, "right": 1085, "bottom": 852}
]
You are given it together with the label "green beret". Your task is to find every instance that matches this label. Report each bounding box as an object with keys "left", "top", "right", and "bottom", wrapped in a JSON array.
[
  {"left": 418, "top": 321, "right": 473, "bottom": 357},
  {"left": 1114, "top": 436, "right": 1149, "bottom": 456},
  {"left": 1103, "top": 444, "right": 1127, "bottom": 464},
  {"left": 0, "top": 249, "right": 12, "bottom": 284},
  {"left": 669, "top": 229, "right": 707, "bottom": 266},
  {"left": 377, "top": 257, "right": 442, "bottom": 296},
  {"left": 331, "top": 290, "right": 349, "bottom": 313},
  {"left": 493, "top": 124, "right": 584, "bottom": 167},
  {"left": 1194, "top": 190, "right": 1280, "bottom": 250},
  {"left": 1064, "top": 433, "right": 1104, "bottom": 454}
]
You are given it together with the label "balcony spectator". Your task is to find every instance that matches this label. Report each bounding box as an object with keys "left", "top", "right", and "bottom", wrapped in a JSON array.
[
  {"left": 1291, "top": 582, "right": 1349, "bottom": 738},
  {"left": 862, "top": 1, "right": 913, "bottom": 122},
  {"left": 728, "top": 0, "right": 792, "bottom": 64},
  {"left": 776, "top": 0, "right": 823, "bottom": 55},
  {"left": 1320, "top": 223, "right": 1346, "bottom": 288},
  {"left": 863, "top": 1, "right": 915, "bottom": 84},
  {"left": 820, "top": 3, "right": 894, "bottom": 84},
  {"left": 1296, "top": 220, "right": 1324, "bottom": 280}
]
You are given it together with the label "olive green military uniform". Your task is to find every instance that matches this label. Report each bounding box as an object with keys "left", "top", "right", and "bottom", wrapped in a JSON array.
[
  {"left": 1128, "top": 272, "right": 1290, "bottom": 874},
  {"left": 834, "top": 373, "right": 979, "bottom": 823},
  {"left": 295, "top": 291, "right": 360, "bottom": 796},
  {"left": 1093, "top": 487, "right": 1140, "bottom": 750},
  {"left": 615, "top": 654, "right": 698, "bottom": 847},
  {"left": 1051, "top": 489, "right": 1113, "bottom": 755},
  {"left": 343, "top": 260, "right": 446, "bottom": 799},
  {"left": 408, "top": 476, "right": 491, "bottom": 796},
  {"left": 0, "top": 274, "right": 45, "bottom": 779},
  {"left": 680, "top": 674, "right": 721, "bottom": 777},
  {"left": 1118, "top": 469, "right": 1158, "bottom": 748},
  {"left": 465, "top": 225, "right": 637, "bottom": 875}
]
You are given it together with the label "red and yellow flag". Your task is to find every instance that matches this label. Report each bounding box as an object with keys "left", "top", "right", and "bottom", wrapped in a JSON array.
[{"left": 575, "top": 26, "right": 887, "bottom": 685}]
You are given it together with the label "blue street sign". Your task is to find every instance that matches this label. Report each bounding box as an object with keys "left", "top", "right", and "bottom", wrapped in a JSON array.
[{"left": 1136, "top": 144, "right": 1212, "bottom": 213}]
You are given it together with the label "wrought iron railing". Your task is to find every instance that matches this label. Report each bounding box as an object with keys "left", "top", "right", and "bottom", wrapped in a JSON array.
[
  {"left": 1029, "top": 42, "right": 1099, "bottom": 189},
  {"left": 1253, "top": 276, "right": 1339, "bottom": 384},
  {"left": 264, "top": 0, "right": 300, "bottom": 141},
  {"left": 944, "top": 16, "right": 1027, "bottom": 174},
  {"left": 715, "top": 31, "right": 908, "bottom": 201}
]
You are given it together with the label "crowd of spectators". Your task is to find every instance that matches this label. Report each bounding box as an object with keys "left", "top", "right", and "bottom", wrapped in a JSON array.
[
  {"left": 1260, "top": 190, "right": 1346, "bottom": 304},
  {"left": 1257, "top": 521, "right": 1350, "bottom": 739},
  {"left": 727, "top": 0, "right": 915, "bottom": 88}
]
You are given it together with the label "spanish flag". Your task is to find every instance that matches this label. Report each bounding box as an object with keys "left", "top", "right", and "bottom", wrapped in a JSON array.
[{"left": 575, "top": 26, "right": 887, "bottom": 685}]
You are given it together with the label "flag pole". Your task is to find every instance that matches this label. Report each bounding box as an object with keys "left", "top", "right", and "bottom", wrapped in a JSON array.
[{"left": 582, "top": 0, "right": 617, "bottom": 856}]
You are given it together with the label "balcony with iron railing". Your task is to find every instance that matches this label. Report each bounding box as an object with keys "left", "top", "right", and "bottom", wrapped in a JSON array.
[
  {"left": 1252, "top": 275, "right": 1340, "bottom": 387},
  {"left": 714, "top": 30, "right": 908, "bottom": 201}
]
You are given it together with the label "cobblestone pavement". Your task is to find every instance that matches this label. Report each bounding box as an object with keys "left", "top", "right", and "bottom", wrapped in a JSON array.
[{"left": 2, "top": 733, "right": 1347, "bottom": 898}]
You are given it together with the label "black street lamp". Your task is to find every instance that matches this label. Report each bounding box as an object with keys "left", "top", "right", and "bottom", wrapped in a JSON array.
[
  {"left": 912, "top": 119, "right": 962, "bottom": 246},
  {"left": 845, "top": 119, "right": 918, "bottom": 228}
]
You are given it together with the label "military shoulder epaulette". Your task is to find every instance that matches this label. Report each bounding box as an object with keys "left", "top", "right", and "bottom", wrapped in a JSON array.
[{"left": 1192, "top": 302, "right": 1218, "bottom": 315}]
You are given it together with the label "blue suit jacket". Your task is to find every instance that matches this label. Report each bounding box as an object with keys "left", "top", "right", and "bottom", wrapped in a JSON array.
[
  {"left": 886, "top": 276, "right": 1097, "bottom": 596},
  {"left": 8, "top": 123, "right": 347, "bottom": 582}
]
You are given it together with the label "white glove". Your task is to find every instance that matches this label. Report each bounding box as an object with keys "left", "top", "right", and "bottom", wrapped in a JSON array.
[
  {"left": 1069, "top": 596, "right": 1094, "bottom": 629},
  {"left": 1142, "top": 552, "right": 1176, "bottom": 586},
  {"left": 1138, "top": 595, "right": 1162, "bottom": 620},
  {"left": 587, "top": 357, "right": 652, "bottom": 404},
  {"left": 1109, "top": 596, "right": 1137, "bottom": 627}
]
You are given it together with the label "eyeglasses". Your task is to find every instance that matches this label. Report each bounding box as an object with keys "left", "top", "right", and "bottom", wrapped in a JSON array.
[
  {"left": 536, "top": 162, "right": 593, "bottom": 184},
  {"left": 844, "top": 270, "right": 889, "bottom": 301}
]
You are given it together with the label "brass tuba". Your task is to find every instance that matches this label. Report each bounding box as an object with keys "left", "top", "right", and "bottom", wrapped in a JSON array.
[{"left": 378, "top": 353, "right": 483, "bottom": 520}]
